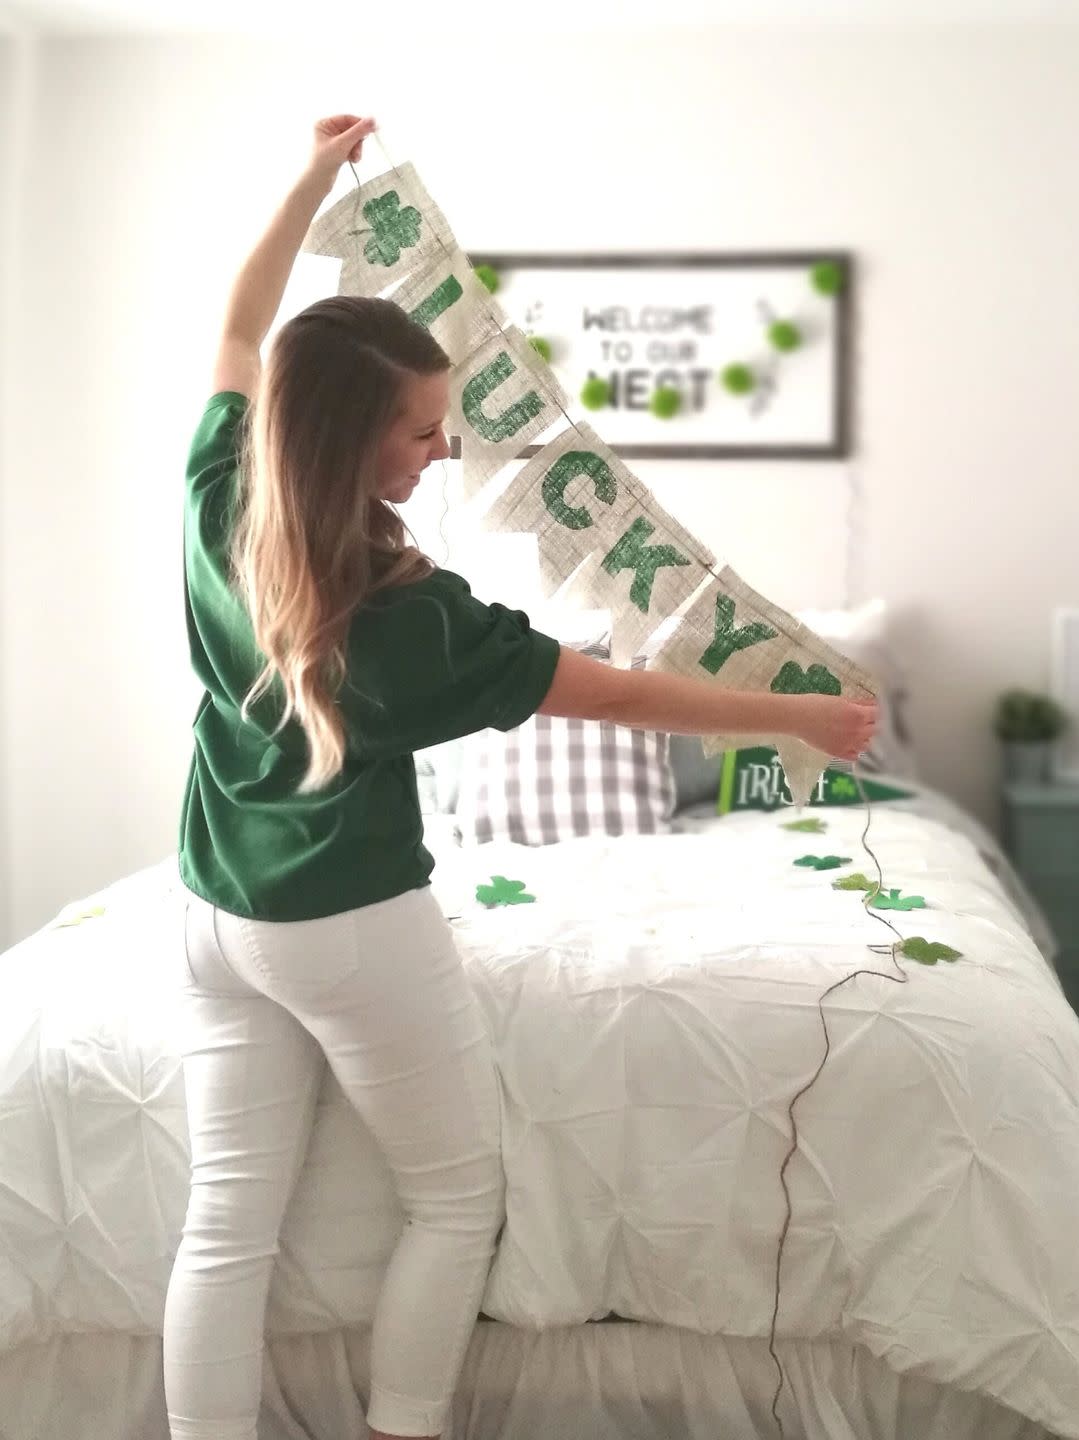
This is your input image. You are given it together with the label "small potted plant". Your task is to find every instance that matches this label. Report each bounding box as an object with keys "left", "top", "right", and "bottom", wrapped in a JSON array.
[{"left": 993, "top": 689, "right": 1068, "bottom": 782}]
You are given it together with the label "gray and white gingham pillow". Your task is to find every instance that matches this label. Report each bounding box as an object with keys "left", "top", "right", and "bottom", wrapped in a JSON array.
[{"left": 454, "top": 705, "right": 675, "bottom": 847}]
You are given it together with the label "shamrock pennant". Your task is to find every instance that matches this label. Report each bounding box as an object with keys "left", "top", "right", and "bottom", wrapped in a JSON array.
[
  {"left": 901, "top": 937, "right": 962, "bottom": 965},
  {"left": 476, "top": 876, "right": 536, "bottom": 907},
  {"left": 793, "top": 855, "right": 853, "bottom": 871},
  {"left": 869, "top": 888, "right": 927, "bottom": 912},
  {"left": 832, "top": 872, "right": 877, "bottom": 892},
  {"left": 782, "top": 817, "right": 828, "bottom": 834}
]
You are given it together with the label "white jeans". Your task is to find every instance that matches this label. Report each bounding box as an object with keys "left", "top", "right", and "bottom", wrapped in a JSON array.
[{"left": 164, "top": 885, "right": 505, "bottom": 1440}]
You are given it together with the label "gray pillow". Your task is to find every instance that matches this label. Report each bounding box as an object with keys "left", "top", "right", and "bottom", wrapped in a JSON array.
[{"left": 668, "top": 733, "right": 722, "bottom": 812}]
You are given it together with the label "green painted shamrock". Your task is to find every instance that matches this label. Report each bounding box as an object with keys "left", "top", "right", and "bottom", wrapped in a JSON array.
[
  {"left": 794, "top": 855, "right": 853, "bottom": 871},
  {"left": 782, "top": 817, "right": 827, "bottom": 834},
  {"left": 832, "top": 872, "right": 877, "bottom": 892},
  {"left": 476, "top": 876, "right": 536, "bottom": 908},
  {"left": 901, "top": 937, "right": 962, "bottom": 965},
  {"left": 771, "top": 662, "right": 841, "bottom": 696},
  {"left": 869, "top": 888, "right": 927, "bottom": 912},
  {"left": 359, "top": 191, "right": 422, "bottom": 267}
]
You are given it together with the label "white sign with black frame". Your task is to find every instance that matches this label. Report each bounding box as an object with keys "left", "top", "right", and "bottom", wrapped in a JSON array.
[{"left": 468, "top": 251, "right": 853, "bottom": 461}]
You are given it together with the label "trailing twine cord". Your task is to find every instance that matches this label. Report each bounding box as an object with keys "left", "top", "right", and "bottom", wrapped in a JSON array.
[
  {"left": 349, "top": 137, "right": 899, "bottom": 1437},
  {"left": 766, "top": 765, "right": 909, "bottom": 1437}
]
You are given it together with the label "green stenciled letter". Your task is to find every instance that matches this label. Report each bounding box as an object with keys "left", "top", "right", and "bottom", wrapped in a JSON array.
[
  {"left": 698, "top": 594, "right": 778, "bottom": 675},
  {"left": 408, "top": 275, "right": 463, "bottom": 331},
  {"left": 462, "top": 351, "right": 544, "bottom": 442},
  {"left": 601, "top": 516, "right": 691, "bottom": 614},
  {"left": 542, "top": 452, "right": 617, "bottom": 531}
]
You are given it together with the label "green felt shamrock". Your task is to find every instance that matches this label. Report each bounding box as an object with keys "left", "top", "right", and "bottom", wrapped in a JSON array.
[
  {"left": 794, "top": 855, "right": 853, "bottom": 871},
  {"left": 869, "top": 888, "right": 927, "bottom": 912},
  {"left": 832, "top": 872, "right": 877, "bottom": 892},
  {"left": 771, "top": 661, "right": 842, "bottom": 696},
  {"left": 476, "top": 876, "right": 535, "bottom": 907},
  {"left": 528, "top": 335, "right": 552, "bottom": 362},
  {"left": 901, "top": 936, "right": 962, "bottom": 965},
  {"left": 782, "top": 817, "right": 827, "bottom": 833},
  {"left": 360, "top": 191, "right": 423, "bottom": 268}
]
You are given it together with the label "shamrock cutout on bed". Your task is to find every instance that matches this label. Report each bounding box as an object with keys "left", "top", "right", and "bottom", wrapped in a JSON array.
[
  {"left": 793, "top": 855, "right": 853, "bottom": 871},
  {"left": 901, "top": 937, "right": 962, "bottom": 965},
  {"left": 782, "top": 817, "right": 828, "bottom": 834},
  {"left": 53, "top": 904, "right": 106, "bottom": 929},
  {"left": 832, "top": 872, "right": 877, "bottom": 892},
  {"left": 476, "top": 876, "right": 536, "bottom": 908},
  {"left": 869, "top": 888, "right": 927, "bottom": 912}
]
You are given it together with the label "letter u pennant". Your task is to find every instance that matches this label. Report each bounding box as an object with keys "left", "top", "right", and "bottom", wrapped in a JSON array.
[{"left": 304, "top": 163, "right": 878, "bottom": 804}]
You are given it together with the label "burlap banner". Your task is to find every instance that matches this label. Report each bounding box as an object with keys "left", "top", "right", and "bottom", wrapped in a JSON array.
[
  {"left": 481, "top": 419, "right": 714, "bottom": 665},
  {"left": 305, "top": 165, "right": 878, "bottom": 803}
]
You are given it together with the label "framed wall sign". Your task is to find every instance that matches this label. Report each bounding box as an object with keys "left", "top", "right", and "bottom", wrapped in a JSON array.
[{"left": 469, "top": 251, "right": 853, "bottom": 461}]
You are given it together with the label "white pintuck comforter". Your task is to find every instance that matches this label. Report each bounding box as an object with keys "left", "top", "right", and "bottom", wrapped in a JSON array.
[{"left": 1, "top": 793, "right": 1078, "bottom": 1438}]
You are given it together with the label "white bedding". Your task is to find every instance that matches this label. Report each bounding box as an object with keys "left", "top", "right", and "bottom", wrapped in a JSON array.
[{"left": 2, "top": 793, "right": 1078, "bottom": 1438}]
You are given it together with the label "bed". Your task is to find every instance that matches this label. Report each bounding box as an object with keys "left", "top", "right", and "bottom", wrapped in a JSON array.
[{"left": 2, "top": 610, "right": 1078, "bottom": 1440}]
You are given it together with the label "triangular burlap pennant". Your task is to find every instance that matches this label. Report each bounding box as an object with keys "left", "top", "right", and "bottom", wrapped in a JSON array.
[
  {"left": 449, "top": 325, "right": 572, "bottom": 496},
  {"left": 387, "top": 247, "right": 507, "bottom": 366},
  {"left": 302, "top": 162, "right": 456, "bottom": 298}
]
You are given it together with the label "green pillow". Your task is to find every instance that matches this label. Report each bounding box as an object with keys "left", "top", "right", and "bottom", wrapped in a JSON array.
[{"left": 717, "top": 747, "right": 913, "bottom": 814}]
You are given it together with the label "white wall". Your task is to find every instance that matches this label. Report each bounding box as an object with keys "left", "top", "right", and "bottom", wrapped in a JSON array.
[
  {"left": 0, "top": 32, "right": 11, "bottom": 949},
  {"left": 5, "top": 22, "right": 1079, "bottom": 944},
  {"left": 1, "top": 16, "right": 37, "bottom": 948}
]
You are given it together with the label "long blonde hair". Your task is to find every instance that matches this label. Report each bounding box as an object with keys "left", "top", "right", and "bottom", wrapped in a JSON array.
[{"left": 231, "top": 296, "right": 450, "bottom": 792}]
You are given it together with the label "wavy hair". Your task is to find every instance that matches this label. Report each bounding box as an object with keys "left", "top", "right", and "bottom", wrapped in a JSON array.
[{"left": 231, "top": 296, "right": 450, "bottom": 791}]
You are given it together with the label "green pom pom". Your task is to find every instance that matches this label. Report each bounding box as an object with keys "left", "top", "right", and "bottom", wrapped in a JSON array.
[
  {"left": 811, "top": 261, "right": 843, "bottom": 296},
  {"left": 768, "top": 320, "right": 802, "bottom": 352},
  {"left": 528, "top": 335, "right": 552, "bottom": 362},
  {"left": 474, "top": 264, "right": 500, "bottom": 295},
  {"left": 721, "top": 363, "right": 756, "bottom": 395},
  {"left": 649, "top": 385, "right": 681, "bottom": 419},
  {"left": 580, "top": 376, "right": 611, "bottom": 410}
]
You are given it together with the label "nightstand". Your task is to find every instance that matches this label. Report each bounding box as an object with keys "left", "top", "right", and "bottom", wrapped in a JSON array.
[{"left": 1001, "top": 781, "right": 1079, "bottom": 1011}]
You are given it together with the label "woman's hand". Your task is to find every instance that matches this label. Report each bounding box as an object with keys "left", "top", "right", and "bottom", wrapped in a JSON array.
[
  {"left": 791, "top": 695, "right": 879, "bottom": 761},
  {"left": 307, "top": 114, "right": 377, "bottom": 185}
]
